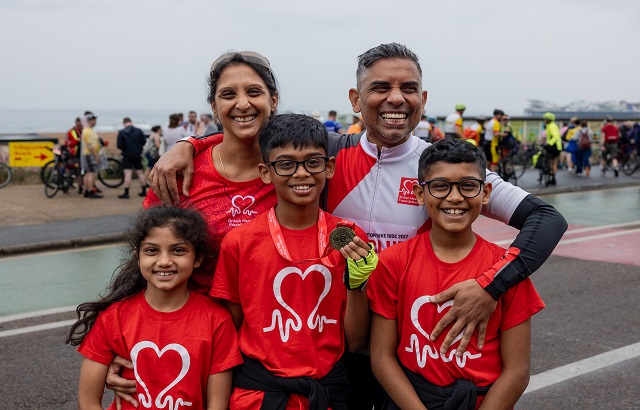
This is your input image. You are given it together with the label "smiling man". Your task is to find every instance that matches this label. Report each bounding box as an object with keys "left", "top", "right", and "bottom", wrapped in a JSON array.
[
  {"left": 323, "top": 43, "right": 566, "bottom": 409},
  {"left": 146, "top": 43, "right": 567, "bottom": 410}
]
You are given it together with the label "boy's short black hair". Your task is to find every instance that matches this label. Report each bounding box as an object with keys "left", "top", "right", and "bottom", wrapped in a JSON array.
[
  {"left": 259, "top": 113, "right": 329, "bottom": 162},
  {"left": 418, "top": 138, "right": 487, "bottom": 182}
]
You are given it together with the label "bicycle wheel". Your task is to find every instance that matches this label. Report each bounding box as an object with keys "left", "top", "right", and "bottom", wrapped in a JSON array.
[
  {"left": 44, "top": 167, "right": 60, "bottom": 198},
  {"left": 0, "top": 163, "right": 12, "bottom": 188},
  {"left": 512, "top": 161, "right": 526, "bottom": 179},
  {"left": 622, "top": 152, "right": 639, "bottom": 176},
  {"left": 505, "top": 161, "right": 518, "bottom": 186},
  {"left": 97, "top": 157, "right": 124, "bottom": 188},
  {"left": 40, "top": 160, "right": 55, "bottom": 184}
]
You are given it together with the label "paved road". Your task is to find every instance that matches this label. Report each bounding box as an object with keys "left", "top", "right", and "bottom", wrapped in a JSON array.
[{"left": 1, "top": 186, "right": 639, "bottom": 408}]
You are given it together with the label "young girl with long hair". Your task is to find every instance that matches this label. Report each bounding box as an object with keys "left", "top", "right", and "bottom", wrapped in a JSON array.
[{"left": 66, "top": 206, "right": 241, "bottom": 410}]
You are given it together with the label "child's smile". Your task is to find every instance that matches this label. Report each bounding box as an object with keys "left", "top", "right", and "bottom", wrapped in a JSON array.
[{"left": 260, "top": 144, "right": 335, "bottom": 211}]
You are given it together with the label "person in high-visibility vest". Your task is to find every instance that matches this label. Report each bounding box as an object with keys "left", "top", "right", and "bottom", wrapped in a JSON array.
[{"left": 66, "top": 117, "right": 83, "bottom": 157}]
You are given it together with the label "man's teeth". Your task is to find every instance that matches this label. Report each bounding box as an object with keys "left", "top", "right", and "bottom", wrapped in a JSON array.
[
  {"left": 443, "top": 209, "right": 466, "bottom": 215},
  {"left": 381, "top": 113, "right": 407, "bottom": 120},
  {"left": 234, "top": 115, "right": 256, "bottom": 123},
  {"left": 155, "top": 271, "right": 176, "bottom": 277}
]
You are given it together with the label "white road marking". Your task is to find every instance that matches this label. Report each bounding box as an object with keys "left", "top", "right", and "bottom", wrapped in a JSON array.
[
  {"left": 525, "top": 341, "right": 640, "bottom": 394},
  {"left": 0, "top": 319, "right": 76, "bottom": 338},
  {"left": 493, "top": 224, "right": 640, "bottom": 247},
  {"left": 0, "top": 243, "right": 118, "bottom": 261},
  {"left": 562, "top": 220, "right": 640, "bottom": 235},
  {"left": 0, "top": 305, "right": 76, "bottom": 324},
  {"left": 557, "top": 228, "right": 640, "bottom": 245}
]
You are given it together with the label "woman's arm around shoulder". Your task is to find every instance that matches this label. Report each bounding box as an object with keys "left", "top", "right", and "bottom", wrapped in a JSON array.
[{"left": 148, "top": 133, "right": 222, "bottom": 204}]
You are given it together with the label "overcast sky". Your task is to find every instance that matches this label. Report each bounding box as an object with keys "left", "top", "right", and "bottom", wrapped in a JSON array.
[{"left": 1, "top": 0, "right": 638, "bottom": 117}]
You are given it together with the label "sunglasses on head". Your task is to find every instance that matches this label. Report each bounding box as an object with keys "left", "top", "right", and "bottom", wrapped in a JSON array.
[{"left": 210, "top": 51, "right": 271, "bottom": 73}]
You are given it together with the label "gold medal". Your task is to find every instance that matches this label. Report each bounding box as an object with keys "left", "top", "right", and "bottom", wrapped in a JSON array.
[{"left": 329, "top": 226, "right": 356, "bottom": 250}]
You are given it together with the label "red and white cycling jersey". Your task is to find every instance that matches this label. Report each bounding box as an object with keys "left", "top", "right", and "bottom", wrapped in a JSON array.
[{"left": 326, "top": 133, "right": 529, "bottom": 251}]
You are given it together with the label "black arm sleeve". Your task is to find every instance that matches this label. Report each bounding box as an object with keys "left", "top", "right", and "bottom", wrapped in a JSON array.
[{"left": 483, "top": 194, "right": 567, "bottom": 299}]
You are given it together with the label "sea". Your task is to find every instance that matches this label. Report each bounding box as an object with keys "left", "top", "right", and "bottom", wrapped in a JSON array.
[{"left": 0, "top": 108, "right": 187, "bottom": 134}]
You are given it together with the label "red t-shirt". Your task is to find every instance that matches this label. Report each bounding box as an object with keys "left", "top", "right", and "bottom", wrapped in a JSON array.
[
  {"left": 78, "top": 291, "right": 242, "bottom": 410},
  {"left": 211, "top": 211, "right": 367, "bottom": 410},
  {"left": 601, "top": 123, "right": 619, "bottom": 143},
  {"left": 368, "top": 232, "right": 544, "bottom": 409},
  {"left": 143, "top": 139, "right": 276, "bottom": 293}
]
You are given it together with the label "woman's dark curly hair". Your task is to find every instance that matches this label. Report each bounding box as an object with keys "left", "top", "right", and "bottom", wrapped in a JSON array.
[{"left": 66, "top": 206, "right": 210, "bottom": 346}]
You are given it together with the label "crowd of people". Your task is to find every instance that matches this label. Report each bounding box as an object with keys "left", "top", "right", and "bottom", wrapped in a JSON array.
[
  {"left": 64, "top": 110, "right": 224, "bottom": 200},
  {"left": 412, "top": 107, "right": 639, "bottom": 187},
  {"left": 64, "top": 43, "right": 570, "bottom": 409}
]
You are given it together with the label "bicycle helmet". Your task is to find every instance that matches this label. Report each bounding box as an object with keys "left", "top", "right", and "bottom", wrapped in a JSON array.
[
  {"left": 427, "top": 116, "right": 437, "bottom": 123},
  {"left": 542, "top": 112, "right": 556, "bottom": 121},
  {"left": 455, "top": 104, "right": 466, "bottom": 111}
]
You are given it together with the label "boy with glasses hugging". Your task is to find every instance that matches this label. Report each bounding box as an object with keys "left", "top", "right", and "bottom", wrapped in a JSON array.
[
  {"left": 368, "top": 138, "right": 545, "bottom": 410},
  {"left": 210, "top": 113, "right": 377, "bottom": 409}
]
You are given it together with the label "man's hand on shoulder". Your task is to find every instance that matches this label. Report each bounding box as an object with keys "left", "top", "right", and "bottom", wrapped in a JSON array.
[
  {"left": 105, "top": 355, "right": 138, "bottom": 409},
  {"left": 429, "top": 279, "right": 497, "bottom": 355}
]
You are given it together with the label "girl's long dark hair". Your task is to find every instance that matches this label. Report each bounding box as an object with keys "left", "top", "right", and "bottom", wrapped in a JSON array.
[{"left": 66, "top": 206, "right": 210, "bottom": 346}]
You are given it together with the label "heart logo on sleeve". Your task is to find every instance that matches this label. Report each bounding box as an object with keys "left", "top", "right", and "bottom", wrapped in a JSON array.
[
  {"left": 263, "top": 264, "right": 337, "bottom": 342},
  {"left": 130, "top": 341, "right": 193, "bottom": 409}
]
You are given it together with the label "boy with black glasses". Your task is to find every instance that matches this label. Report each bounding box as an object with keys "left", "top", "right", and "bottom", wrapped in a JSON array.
[
  {"left": 369, "top": 138, "right": 544, "bottom": 409},
  {"left": 211, "top": 113, "right": 377, "bottom": 409}
]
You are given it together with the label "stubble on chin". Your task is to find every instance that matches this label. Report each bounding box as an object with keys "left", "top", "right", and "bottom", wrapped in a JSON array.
[{"left": 374, "top": 130, "right": 410, "bottom": 148}]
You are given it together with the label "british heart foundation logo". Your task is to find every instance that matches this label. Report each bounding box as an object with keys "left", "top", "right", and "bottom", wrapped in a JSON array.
[
  {"left": 263, "top": 264, "right": 337, "bottom": 342},
  {"left": 130, "top": 341, "right": 193, "bottom": 410},
  {"left": 227, "top": 195, "right": 257, "bottom": 217},
  {"left": 405, "top": 296, "right": 482, "bottom": 368},
  {"left": 397, "top": 178, "right": 419, "bottom": 206}
]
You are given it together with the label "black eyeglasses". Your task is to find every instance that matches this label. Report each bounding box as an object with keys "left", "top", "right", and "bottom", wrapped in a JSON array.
[
  {"left": 418, "top": 178, "right": 485, "bottom": 199},
  {"left": 268, "top": 157, "right": 329, "bottom": 176}
]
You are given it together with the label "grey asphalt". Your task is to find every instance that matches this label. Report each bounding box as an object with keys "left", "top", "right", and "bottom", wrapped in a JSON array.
[{"left": 1, "top": 164, "right": 639, "bottom": 256}]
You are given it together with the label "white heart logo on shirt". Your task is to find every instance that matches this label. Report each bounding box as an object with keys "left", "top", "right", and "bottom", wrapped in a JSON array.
[
  {"left": 130, "top": 341, "right": 193, "bottom": 409},
  {"left": 407, "top": 296, "right": 482, "bottom": 368},
  {"left": 263, "top": 264, "right": 337, "bottom": 342},
  {"left": 228, "top": 195, "right": 257, "bottom": 217},
  {"left": 410, "top": 296, "right": 462, "bottom": 346}
]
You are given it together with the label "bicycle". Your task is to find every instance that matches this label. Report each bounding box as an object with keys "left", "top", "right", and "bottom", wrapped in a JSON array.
[
  {"left": 0, "top": 162, "right": 12, "bottom": 188},
  {"left": 621, "top": 149, "right": 639, "bottom": 176},
  {"left": 43, "top": 145, "right": 80, "bottom": 198},
  {"left": 600, "top": 146, "right": 618, "bottom": 177},
  {"left": 96, "top": 154, "right": 125, "bottom": 188},
  {"left": 497, "top": 146, "right": 518, "bottom": 186},
  {"left": 41, "top": 148, "right": 125, "bottom": 189},
  {"left": 40, "top": 145, "right": 80, "bottom": 185},
  {"left": 510, "top": 143, "right": 537, "bottom": 179},
  {"left": 534, "top": 149, "right": 553, "bottom": 187}
]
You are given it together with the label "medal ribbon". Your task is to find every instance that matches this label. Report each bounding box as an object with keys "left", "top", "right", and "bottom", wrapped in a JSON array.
[{"left": 267, "top": 207, "right": 335, "bottom": 266}]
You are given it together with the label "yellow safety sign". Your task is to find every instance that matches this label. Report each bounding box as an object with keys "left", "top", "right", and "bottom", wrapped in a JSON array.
[{"left": 9, "top": 141, "right": 55, "bottom": 167}]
